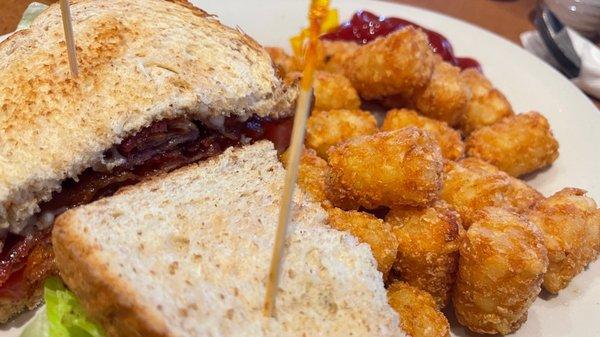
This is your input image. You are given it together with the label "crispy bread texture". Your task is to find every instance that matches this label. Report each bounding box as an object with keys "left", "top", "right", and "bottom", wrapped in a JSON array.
[
  {"left": 0, "top": 0, "right": 296, "bottom": 232},
  {"left": 53, "top": 141, "right": 405, "bottom": 337}
]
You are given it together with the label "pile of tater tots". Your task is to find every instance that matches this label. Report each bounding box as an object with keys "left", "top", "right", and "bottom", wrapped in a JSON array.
[{"left": 269, "top": 25, "right": 600, "bottom": 337}]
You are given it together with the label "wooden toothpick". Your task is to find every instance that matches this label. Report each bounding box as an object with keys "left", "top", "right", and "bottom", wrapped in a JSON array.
[
  {"left": 263, "top": 87, "right": 312, "bottom": 318},
  {"left": 59, "top": 0, "right": 78, "bottom": 78},
  {"left": 263, "top": 0, "right": 330, "bottom": 318}
]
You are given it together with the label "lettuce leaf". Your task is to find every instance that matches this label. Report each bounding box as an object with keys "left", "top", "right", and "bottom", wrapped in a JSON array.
[{"left": 20, "top": 278, "right": 105, "bottom": 337}]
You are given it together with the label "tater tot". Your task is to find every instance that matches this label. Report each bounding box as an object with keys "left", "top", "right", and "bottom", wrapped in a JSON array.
[
  {"left": 459, "top": 69, "right": 514, "bottom": 136},
  {"left": 328, "top": 128, "right": 444, "bottom": 208},
  {"left": 385, "top": 200, "right": 464, "bottom": 308},
  {"left": 387, "top": 281, "right": 451, "bottom": 337},
  {"left": 526, "top": 188, "right": 600, "bottom": 293},
  {"left": 466, "top": 111, "right": 559, "bottom": 177},
  {"left": 327, "top": 207, "right": 398, "bottom": 277},
  {"left": 413, "top": 60, "right": 470, "bottom": 127},
  {"left": 266, "top": 47, "right": 298, "bottom": 77},
  {"left": 442, "top": 158, "right": 543, "bottom": 227},
  {"left": 268, "top": 41, "right": 359, "bottom": 77},
  {"left": 286, "top": 71, "right": 361, "bottom": 111},
  {"left": 312, "top": 71, "right": 361, "bottom": 111},
  {"left": 319, "top": 40, "right": 360, "bottom": 75},
  {"left": 345, "top": 26, "right": 436, "bottom": 100},
  {"left": 324, "top": 175, "right": 362, "bottom": 211},
  {"left": 382, "top": 109, "right": 465, "bottom": 160},
  {"left": 281, "top": 148, "right": 331, "bottom": 207},
  {"left": 305, "top": 109, "right": 377, "bottom": 159},
  {"left": 453, "top": 207, "right": 548, "bottom": 335}
]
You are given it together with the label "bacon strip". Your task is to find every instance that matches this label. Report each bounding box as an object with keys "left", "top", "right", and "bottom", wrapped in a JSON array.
[
  {"left": 0, "top": 116, "right": 293, "bottom": 297},
  {"left": 0, "top": 230, "right": 54, "bottom": 300}
]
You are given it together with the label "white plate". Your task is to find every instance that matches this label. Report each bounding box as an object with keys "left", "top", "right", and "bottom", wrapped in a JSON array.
[{"left": 3, "top": 1, "right": 600, "bottom": 336}]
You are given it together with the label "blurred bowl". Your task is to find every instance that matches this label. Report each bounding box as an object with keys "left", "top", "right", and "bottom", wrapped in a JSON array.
[{"left": 545, "top": 0, "right": 600, "bottom": 38}]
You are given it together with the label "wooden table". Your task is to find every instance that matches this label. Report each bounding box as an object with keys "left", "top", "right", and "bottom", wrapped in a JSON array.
[
  {"left": 0, "top": 0, "right": 53, "bottom": 34},
  {"left": 1, "top": 0, "right": 598, "bottom": 109}
]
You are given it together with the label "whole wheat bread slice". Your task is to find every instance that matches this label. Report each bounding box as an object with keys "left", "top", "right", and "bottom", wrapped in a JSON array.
[
  {"left": 52, "top": 141, "right": 405, "bottom": 337},
  {"left": 0, "top": 0, "right": 296, "bottom": 233}
]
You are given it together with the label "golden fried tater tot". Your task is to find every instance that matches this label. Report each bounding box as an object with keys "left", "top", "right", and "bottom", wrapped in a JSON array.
[
  {"left": 345, "top": 26, "right": 436, "bottom": 100},
  {"left": 267, "top": 41, "right": 360, "bottom": 77},
  {"left": 387, "top": 281, "right": 451, "bottom": 337},
  {"left": 527, "top": 188, "right": 600, "bottom": 293},
  {"left": 442, "top": 158, "right": 543, "bottom": 227},
  {"left": 459, "top": 69, "right": 514, "bottom": 136},
  {"left": 453, "top": 207, "right": 548, "bottom": 335},
  {"left": 266, "top": 47, "right": 298, "bottom": 77},
  {"left": 286, "top": 71, "right": 361, "bottom": 111},
  {"left": 281, "top": 148, "right": 331, "bottom": 207},
  {"left": 324, "top": 174, "right": 362, "bottom": 211},
  {"left": 306, "top": 109, "right": 377, "bottom": 159},
  {"left": 466, "top": 111, "right": 559, "bottom": 177},
  {"left": 313, "top": 71, "right": 361, "bottom": 111},
  {"left": 327, "top": 207, "right": 398, "bottom": 277},
  {"left": 319, "top": 40, "right": 360, "bottom": 75},
  {"left": 386, "top": 200, "right": 464, "bottom": 308},
  {"left": 413, "top": 60, "right": 470, "bottom": 127},
  {"left": 382, "top": 109, "right": 465, "bottom": 160},
  {"left": 328, "top": 128, "right": 444, "bottom": 208}
]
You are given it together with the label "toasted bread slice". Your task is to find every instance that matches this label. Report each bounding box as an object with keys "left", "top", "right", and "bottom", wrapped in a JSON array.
[
  {"left": 0, "top": 0, "right": 296, "bottom": 232},
  {"left": 52, "top": 141, "right": 405, "bottom": 337}
]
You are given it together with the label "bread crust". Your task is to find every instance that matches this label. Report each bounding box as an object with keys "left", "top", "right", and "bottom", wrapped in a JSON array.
[
  {"left": 52, "top": 142, "right": 405, "bottom": 337},
  {"left": 0, "top": 0, "right": 296, "bottom": 233},
  {"left": 53, "top": 212, "right": 170, "bottom": 337}
]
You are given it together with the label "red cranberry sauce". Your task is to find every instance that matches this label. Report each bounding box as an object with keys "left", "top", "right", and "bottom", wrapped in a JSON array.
[{"left": 321, "top": 10, "right": 481, "bottom": 71}]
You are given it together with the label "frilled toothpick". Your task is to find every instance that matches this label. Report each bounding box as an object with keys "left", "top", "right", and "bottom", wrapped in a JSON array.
[{"left": 263, "top": 0, "right": 330, "bottom": 318}]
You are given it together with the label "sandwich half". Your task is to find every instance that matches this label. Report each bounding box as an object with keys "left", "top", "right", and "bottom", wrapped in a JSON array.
[
  {"left": 52, "top": 141, "right": 405, "bottom": 337},
  {"left": 0, "top": 0, "right": 295, "bottom": 321}
]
